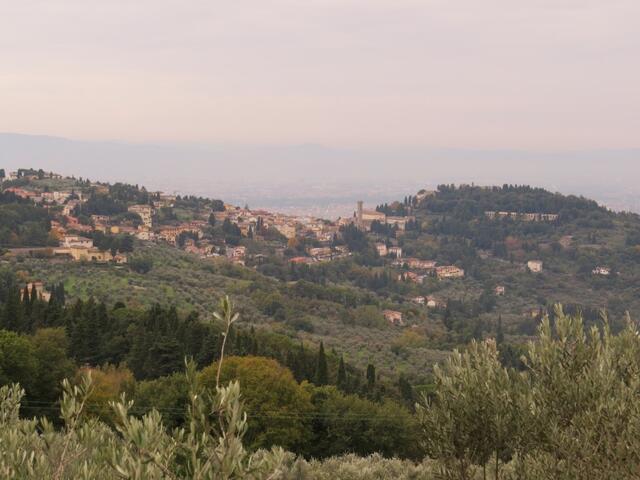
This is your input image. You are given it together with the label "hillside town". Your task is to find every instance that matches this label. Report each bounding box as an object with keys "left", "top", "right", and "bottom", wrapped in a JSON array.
[
  {"left": 1, "top": 168, "right": 620, "bottom": 330},
  {"left": 0, "top": 169, "right": 462, "bottom": 274}
]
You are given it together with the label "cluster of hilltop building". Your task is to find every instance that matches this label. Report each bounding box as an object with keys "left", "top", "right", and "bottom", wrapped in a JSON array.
[
  {"left": 4, "top": 170, "right": 467, "bottom": 282},
  {"left": 351, "top": 200, "right": 414, "bottom": 231},
  {"left": 485, "top": 211, "right": 559, "bottom": 222}
]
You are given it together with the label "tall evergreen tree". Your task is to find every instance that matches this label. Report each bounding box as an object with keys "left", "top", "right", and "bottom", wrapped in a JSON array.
[
  {"left": 22, "top": 286, "right": 32, "bottom": 317},
  {"left": 1, "top": 287, "right": 24, "bottom": 332},
  {"left": 315, "top": 342, "right": 328, "bottom": 386},
  {"left": 398, "top": 375, "right": 414, "bottom": 406},
  {"left": 29, "top": 284, "right": 39, "bottom": 305},
  {"left": 337, "top": 355, "right": 347, "bottom": 391},
  {"left": 366, "top": 363, "right": 376, "bottom": 389}
]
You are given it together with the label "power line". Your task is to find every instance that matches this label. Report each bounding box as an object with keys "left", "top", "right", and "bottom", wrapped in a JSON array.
[{"left": 17, "top": 400, "right": 411, "bottom": 421}]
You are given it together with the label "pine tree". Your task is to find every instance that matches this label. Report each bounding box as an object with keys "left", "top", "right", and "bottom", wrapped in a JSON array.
[
  {"left": 337, "top": 355, "right": 347, "bottom": 391},
  {"left": 315, "top": 342, "right": 328, "bottom": 386}
]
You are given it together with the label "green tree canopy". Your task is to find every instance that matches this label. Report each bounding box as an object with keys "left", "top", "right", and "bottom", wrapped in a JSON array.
[{"left": 200, "top": 356, "right": 313, "bottom": 452}]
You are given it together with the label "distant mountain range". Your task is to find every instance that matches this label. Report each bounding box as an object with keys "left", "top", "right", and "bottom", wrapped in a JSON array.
[{"left": 2, "top": 132, "right": 639, "bottom": 215}]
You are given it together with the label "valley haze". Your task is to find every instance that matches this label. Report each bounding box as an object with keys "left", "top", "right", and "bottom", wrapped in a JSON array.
[{"left": 1, "top": 132, "right": 639, "bottom": 217}]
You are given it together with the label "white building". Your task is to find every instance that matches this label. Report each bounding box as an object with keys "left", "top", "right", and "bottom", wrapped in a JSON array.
[
  {"left": 436, "top": 265, "right": 465, "bottom": 279},
  {"left": 406, "top": 258, "right": 437, "bottom": 270},
  {"left": 375, "top": 243, "right": 388, "bottom": 257},
  {"left": 274, "top": 223, "right": 297, "bottom": 239},
  {"left": 62, "top": 200, "right": 82, "bottom": 216},
  {"left": 128, "top": 205, "right": 154, "bottom": 228},
  {"left": 61, "top": 235, "right": 93, "bottom": 249},
  {"left": 383, "top": 309, "right": 404, "bottom": 326},
  {"left": 527, "top": 260, "right": 544, "bottom": 273},
  {"left": 592, "top": 266, "right": 611, "bottom": 276}
]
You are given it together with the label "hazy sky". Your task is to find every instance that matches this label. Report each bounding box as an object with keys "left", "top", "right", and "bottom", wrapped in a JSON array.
[{"left": 1, "top": 0, "right": 639, "bottom": 149}]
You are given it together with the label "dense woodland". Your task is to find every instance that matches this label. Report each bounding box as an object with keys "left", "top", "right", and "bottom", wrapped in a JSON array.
[
  {"left": 0, "top": 192, "right": 54, "bottom": 247},
  {"left": 0, "top": 267, "right": 419, "bottom": 460}
]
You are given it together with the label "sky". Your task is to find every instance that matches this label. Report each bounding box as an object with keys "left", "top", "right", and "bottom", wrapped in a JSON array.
[{"left": 2, "top": 0, "right": 640, "bottom": 150}]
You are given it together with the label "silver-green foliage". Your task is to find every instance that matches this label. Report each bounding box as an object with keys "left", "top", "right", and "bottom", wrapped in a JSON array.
[
  {"left": 418, "top": 306, "right": 640, "bottom": 480},
  {"left": 0, "top": 370, "right": 287, "bottom": 479},
  {"left": 282, "top": 454, "right": 439, "bottom": 479}
]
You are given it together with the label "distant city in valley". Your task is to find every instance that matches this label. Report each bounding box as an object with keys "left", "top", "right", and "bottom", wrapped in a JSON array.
[
  {"left": 196, "top": 180, "right": 640, "bottom": 220},
  {"left": 2, "top": 133, "right": 640, "bottom": 219}
]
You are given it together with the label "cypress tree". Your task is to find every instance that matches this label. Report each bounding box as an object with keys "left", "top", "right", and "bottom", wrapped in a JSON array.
[
  {"left": 337, "top": 355, "right": 347, "bottom": 391},
  {"left": 398, "top": 375, "right": 414, "bottom": 405},
  {"left": 443, "top": 305, "right": 453, "bottom": 331},
  {"left": 315, "top": 342, "right": 328, "bottom": 386},
  {"left": 30, "top": 284, "right": 39, "bottom": 305},
  {"left": 23, "top": 286, "right": 32, "bottom": 315},
  {"left": 366, "top": 363, "right": 376, "bottom": 389},
  {"left": 57, "top": 283, "right": 66, "bottom": 306},
  {"left": 2, "top": 287, "right": 24, "bottom": 332}
]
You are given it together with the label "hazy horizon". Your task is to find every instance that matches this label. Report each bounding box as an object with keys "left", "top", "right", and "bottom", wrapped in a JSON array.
[
  {"left": 2, "top": 1, "right": 640, "bottom": 215},
  {"left": 2, "top": 131, "right": 639, "bottom": 217}
]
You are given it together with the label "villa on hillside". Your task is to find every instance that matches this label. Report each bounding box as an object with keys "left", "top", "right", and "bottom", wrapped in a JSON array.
[
  {"left": 383, "top": 309, "right": 404, "bottom": 326},
  {"left": 426, "top": 297, "right": 447, "bottom": 309},
  {"left": 406, "top": 258, "right": 437, "bottom": 270},
  {"left": 60, "top": 235, "right": 93, "bottom": 249},
  {"left": 593, "top": 266, "right": 611, "bottom": 276},
  {"left": 20, "top": 282, "right": 51, "bottom": 302},
  {"left": 54, "top": 245, "right": 127, "bottom": 264},
  {"left": 485, "top": 211, "right": 559, "bottom": 222},
  {"left": 375, "top": 243, "right": 388, "bottom": 257},
  {"left": 527, "top": 260, "right": 544, "bottom": 273},
  {"left": 128, "top": 205, "right": 154, "bottom": 228},
  {"left": 436, "top": 265, "right": 465, "bottom": 279}
]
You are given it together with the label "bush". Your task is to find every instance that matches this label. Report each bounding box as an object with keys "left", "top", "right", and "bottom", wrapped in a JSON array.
[
  {"left": 417, "top": 306, "right": 640, "bottom": 479},
  {"left": 129, "top": 255, "right": 154, "bottom": 274},
  {"left": 283, "top": 454, "right": 439, "bottom": 479},
  {"left": 200, "top": 356, "right": 313, "bottom": 452}
]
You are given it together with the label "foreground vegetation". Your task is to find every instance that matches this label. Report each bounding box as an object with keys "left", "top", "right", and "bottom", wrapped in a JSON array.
[{"left": 2, "top": 300, "right": 640, "bottom": 479}]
